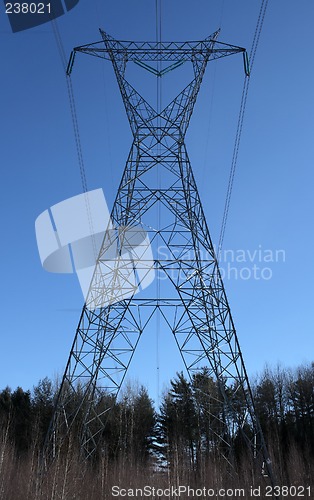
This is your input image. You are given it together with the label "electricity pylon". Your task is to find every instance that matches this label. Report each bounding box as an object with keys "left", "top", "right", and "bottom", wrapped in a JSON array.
[{"left": 45, "top": 29, "right": 272, "bottom": 479}]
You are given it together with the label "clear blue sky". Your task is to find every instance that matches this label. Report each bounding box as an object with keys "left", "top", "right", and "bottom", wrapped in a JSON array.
[{"left": 1, "top": 0, "right": 314, "bottom": 404}]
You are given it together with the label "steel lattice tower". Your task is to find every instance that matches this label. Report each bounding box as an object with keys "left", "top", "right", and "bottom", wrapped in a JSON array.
[{"left": 45, "top": 29, "right": 273, "bottom": 479}]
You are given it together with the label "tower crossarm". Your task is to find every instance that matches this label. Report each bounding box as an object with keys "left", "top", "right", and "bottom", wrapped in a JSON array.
[
  {"left": 67, "top": 30, "right": 247, "bottom": 76},
  {"left": 66, "top": 30, "right": 247, "bottom": 141}
]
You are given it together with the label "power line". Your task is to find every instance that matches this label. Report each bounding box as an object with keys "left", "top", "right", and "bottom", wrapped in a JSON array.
[
  {"left": 51, "top": 19, "right": 99, "bottom": 263},
  {"left": 217, "top": 0, "right": 269, "bottom": 260},
  {"left": 51, "top": 19, "right": 88, "bottom": 194}
]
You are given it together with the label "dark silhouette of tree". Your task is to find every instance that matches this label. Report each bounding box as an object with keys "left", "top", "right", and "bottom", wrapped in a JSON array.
[
  {"left": 98, "top": 383, "right": 156, "bottom": 465},
  {"left": 286, "top": 363, "right": 314, "bottom": 454},
  {"left": 158, "top": 372, "right": 200, "bottom": 476},
  {"left": 0, "top": 387, "right": 12, "bottom": 428},
  {"left": 10, "top": 387, "right": 32, "bottom": 452},
  {"left": 32, "top": 377, "right": 55, "bottom": 445}
]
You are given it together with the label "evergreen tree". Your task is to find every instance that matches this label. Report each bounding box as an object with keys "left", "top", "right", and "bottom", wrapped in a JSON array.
[
  {"left": 32, "top": 377, "right": 55, "bottom": 445},
  {"left": 158, "top": 372, "right": 199, "bottom": 473},
  {"left": 10, "top": 387, "right": 32, "bottom": 452}
]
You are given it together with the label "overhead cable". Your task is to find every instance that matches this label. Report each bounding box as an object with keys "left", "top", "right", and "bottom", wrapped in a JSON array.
[{"left": 217, "top": 0, "right": 269, "bottom": 261}]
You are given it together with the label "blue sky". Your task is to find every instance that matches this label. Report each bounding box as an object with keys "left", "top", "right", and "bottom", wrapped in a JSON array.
[{"left": 1, "top": 0, "right": 314, "bottom": 404}]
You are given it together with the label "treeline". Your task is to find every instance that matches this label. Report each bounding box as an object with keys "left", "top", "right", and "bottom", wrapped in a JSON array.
[{"left": 0, "top": 362, "right": 313, "bottom": 498}]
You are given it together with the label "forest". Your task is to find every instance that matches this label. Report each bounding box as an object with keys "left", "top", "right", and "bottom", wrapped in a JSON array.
[{"left": 0, "top": 362, "right": 313, "bottom": 499}]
